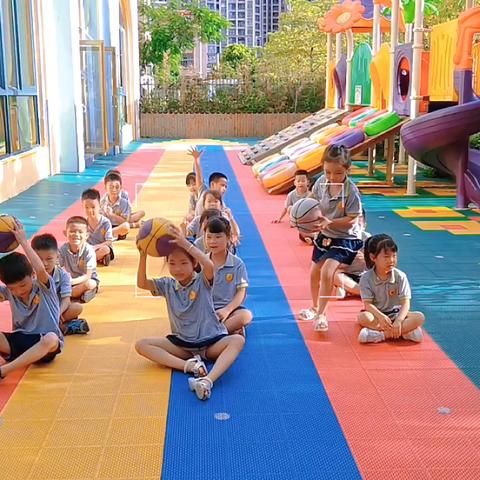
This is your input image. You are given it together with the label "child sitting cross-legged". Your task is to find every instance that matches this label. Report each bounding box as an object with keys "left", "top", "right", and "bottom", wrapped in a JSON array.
[
  {"left": 187, "top": 190, "right": 240, "bottom": 244},
  {"left": 31, "top": 234, "right": 89, "bottom": 335},
  {"left": 195, "top": 172, "right": 229, "bottom": 216},
  {"left": 82, "top": 188, "right": 115, "bottom": 266},
  {"left": 0, "top": 221, "right": 64, "bottom": 379},
  {"left": 357, "top": 235, "right": 425, "bottom": 344},
  {"left": 193, "top": 208, "right": 223, "bottom": 253},
  {"left": 184, "top": 147, "right": 206, "bottom": 223},
  {"left": 135, "top": 225, "right": 244, "bottom": 401},
  {"left": 205, "top": 217, "right": 253, "bottom": 336},
  {"left": 59, "top": 216, "right": 99, "bottom": 304},
  {"left": 101, "top": 170, "right": 145, "bottom": 239}
]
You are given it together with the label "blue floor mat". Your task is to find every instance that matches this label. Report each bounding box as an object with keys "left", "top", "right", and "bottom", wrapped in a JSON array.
[
  {"left": 161, "top": 146, "right": 361, "bottom": 480},
  {"left": 364, "top": 195, "right": 480, "bottom": 387},
  {"left": 0, "top": 144, "right": 139, "bottom": 242}
]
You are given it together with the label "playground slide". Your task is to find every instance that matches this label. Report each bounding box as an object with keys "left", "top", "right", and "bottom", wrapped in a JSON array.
[
  {"left": 401, "top": 100, "right": 480, "bottom": 207},
  {"left": 238, "top": 108, "right": 345, "bottom": 165}
]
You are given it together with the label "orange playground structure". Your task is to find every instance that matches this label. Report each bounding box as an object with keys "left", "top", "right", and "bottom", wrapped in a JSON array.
[{"left": 241, "top": 1, "right": 480, "bottom": 201}]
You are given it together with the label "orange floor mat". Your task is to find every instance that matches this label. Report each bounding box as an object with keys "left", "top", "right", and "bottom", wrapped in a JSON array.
[{"left": 0, "top": 148, "right": 196, "bottom": 479}]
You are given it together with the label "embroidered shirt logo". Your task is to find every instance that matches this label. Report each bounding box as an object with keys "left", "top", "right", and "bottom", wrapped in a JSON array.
[
  {"left": 226, "top": 273, "right": 234, "bottom": 283},
  {"left": 189, "top": 290, "right": 197, "bottom": 301},
  {"left": 79, "top": 259, "right": 85, "bottom": 269},
  {"left": 33, "top": 295, "right": 40, "bottom": 305},
  {"left": 388, "top": 288, "right": 398, "bottom": 297}
]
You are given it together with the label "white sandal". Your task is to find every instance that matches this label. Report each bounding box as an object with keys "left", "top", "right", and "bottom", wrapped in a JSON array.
[
  {"left": 184, "top": 355, "right": 207, "bottom": 377},
  {"left": 298, "top": 307, "right": 317, "bottom": 321},
  {"left": 314, "top": 314, "right": 329, "bottom": 332},
  {"left": 188, "top": 376, "right": 213, "bottom": 400}
]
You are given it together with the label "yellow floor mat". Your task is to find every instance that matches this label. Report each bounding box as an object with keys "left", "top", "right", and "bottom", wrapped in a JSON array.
[
  {"left": 394, "top": 206, "right": 465, "bottom": 218},
  {"left": 0, "top": 148, "right": 192, "bottom": 479},
  {"left": 412, "top": 220, "right": 480, "bottom": 235}
]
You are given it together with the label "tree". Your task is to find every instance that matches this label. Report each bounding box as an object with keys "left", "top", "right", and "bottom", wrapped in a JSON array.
[
  {"left": 433, "top": 0, "right": 465, "bottom": 24},
  {"left": 257, "top": 0, "right": 335, "bottom": 109},
  {"left": 139, "top": 0, "right": 229, "bottom": 79},
  {"left": 260, "top": 0, "right": 334, "bottom": 79},
  {"left": 220, "top": 44, "right": 257, "bottom": 72}
]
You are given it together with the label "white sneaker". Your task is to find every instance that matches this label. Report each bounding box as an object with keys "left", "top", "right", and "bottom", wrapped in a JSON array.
[
  {"left": 402, "top": 327, "right": 424, "bottom": 343},
  {"left": 188, "top": 377, "right": 213, "bottom": 400},
  {"left": 313, "top": 314, "right": 328, "bottom": 332},
  {"left": 299, "top": 308, "right": 317, "bottom": 321},
  {"left": 358, "top": 328, "right": 385, "bottom": 344}
]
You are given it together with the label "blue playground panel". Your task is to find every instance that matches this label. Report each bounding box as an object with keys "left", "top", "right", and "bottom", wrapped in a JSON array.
[
  {"left": 364, "top": 195, "right": 480, "bottom": 386},
  {"left": 161, "top": 146, "right": 362, "bottom": 480},
  {"left": 0, "top": 144, "right": 140, "bottom": 241}
]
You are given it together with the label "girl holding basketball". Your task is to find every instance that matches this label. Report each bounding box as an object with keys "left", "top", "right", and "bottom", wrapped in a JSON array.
[
  {"left": 299, "top": 145, "right": 364, "bottom": 332},
  {"left": 135, "top": 225, "right": 244, "bottom": 401}
]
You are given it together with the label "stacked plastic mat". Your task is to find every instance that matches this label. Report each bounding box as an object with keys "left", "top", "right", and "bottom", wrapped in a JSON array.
[{"left": 253, "top": 107, "right": 402, "bottom": 193}]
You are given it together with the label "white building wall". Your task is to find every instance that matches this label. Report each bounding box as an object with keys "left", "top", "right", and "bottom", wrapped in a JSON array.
[{"left": 39, "top": 0, "right": 85, "bottom": 173}]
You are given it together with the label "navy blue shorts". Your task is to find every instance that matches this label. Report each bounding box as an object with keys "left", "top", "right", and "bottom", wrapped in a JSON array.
[
  {"left": 312, "top": 234, "right": 363, "bottom": 265},
  {"left": 166, "top": 334, "right": 228, "bottom": 349},
  {"left": 383, "top": 308, "right": 401, "bottom": 322},
  {"left": 1, "top": 331, "right": 61, "bottom": 363}
]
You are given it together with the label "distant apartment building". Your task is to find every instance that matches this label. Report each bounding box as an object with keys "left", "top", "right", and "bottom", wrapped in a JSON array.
[
  {"left": 258, "top": 0, "right": 286, "bottom": 46},
  {"left": 205, "top": 0, "right": 287, "bottom": 69},
  {"left": 147, "top": 1, "right": 287, "bottom": 73}
]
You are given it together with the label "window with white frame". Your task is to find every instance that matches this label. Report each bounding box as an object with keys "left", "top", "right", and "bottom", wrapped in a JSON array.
[{"left": 0, "top": 0, "right": 39, "bottom": 158}]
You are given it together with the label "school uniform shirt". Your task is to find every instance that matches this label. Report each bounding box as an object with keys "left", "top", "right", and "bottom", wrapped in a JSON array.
[
  {"left": 100, "top": 193, "right": 132, "bottom": 224},
  {"left": 87, "top": 215, "right": 114, "bottom": 246},
  {"left": 211, "top": 252, "right": 249, "bottom": 310},
  {"left": 359, "top": 267, "right": 411, "bottom": 313},
  {"left": 0, "top": 276, "right": 64, "bottom": 347},
  {"left": 285, "top": 189, "right": 311, "bottom": 208},
  {"left": 52, "top": 266, "right": 72, "bottom": 300},
  {"left": 311, "top": 175, "right": 362, "bottom": 239},
  {"left": 152, "top": 274, "right": 227, "bottom": 343},
  {"left": 120, "top": 190, "right": 130, "bottom": 202},
  {"left": 188, "top": 183, "right": 207, "bottom": 213},
  {"left": 58, "top": 242, "right": 98, "bottom": 281}
]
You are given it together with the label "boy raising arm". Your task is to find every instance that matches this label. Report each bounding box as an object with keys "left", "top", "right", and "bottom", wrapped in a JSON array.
[{"left": 0, "top": 221, "right": 63, "bottom": 379}]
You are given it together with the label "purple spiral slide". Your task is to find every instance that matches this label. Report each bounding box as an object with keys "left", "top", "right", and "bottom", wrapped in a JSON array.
[{"left": 401, "top": 100, "right": 480, "bottom": 208}]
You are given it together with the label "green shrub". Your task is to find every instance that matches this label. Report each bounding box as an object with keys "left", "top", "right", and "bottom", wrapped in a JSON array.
[
  {"left": 140, "top": 75, "right": 324, "bottom": 114},
  {"left": 470, "top": 133, "right": 480, "bottom": 150}
]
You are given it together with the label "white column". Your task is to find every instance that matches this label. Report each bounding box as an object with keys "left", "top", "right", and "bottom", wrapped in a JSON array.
[
  {"left": 388, "top": 0, "right": 400, "bottom": 111},
  {"left": 406, "top": 23, "right": 413, "bottom": 43},
  {"left": 335, "top": 33, "right": 342, "bottom": 107},
  {"left": 325, "top": 33, "right": 333, "bottom": 108},
  {"left": 407, "top": 0, "right": 425, "bottom": 195},
  {"left": 345, "top": 29, "right": 354, "bottom": 111},
  {"left": 372, "top": 4, "right": 381, "bottom": 55},
  {"left": 129, "top": 0, "right": 141, "bottom": 140},
  {"left": 39, "top": 0, "right": 85, "bottom": 172}
]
